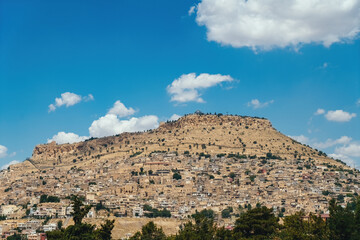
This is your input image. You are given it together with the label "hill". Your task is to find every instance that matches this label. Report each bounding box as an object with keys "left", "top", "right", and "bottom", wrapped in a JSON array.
[
  {"left": 29, "top": 113, "right": 340, "bottom": 169},
  {"left": 0, "top": 113, "right": 359, "bottom": 236}
]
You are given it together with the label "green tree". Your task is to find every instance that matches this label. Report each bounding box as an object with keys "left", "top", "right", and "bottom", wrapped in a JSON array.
[
  {"left": 130, "top": 221, "right": 166, "bottom": 240},
  {"left": 143, "top": 205, "right": 171, "bottom": 218},
  {"left": 72, "top": 195, "right": 91, "bottom": 225},
  {"left": 228, "top": 172, "right": 236, "bottom": 179},
  {"left": 329, "top": 199, "right": 355, "bottom": 240},
  {"left": 191, "top": 209, "right": 215, "bottom": 219},
  {"left": 40, "top": 194, "right": 60, "bottom": 203},
  {"left": 233, "top": 206, "right": 279, "bottom": 239},
  {"left": 40, "top": 194, "right": 48, "bottom": 203},
  {"left": 94, "top": 220, "right": 115, "bottom": 240},
  {"left": 215, "top": 227, "right": 233, "bottom": 240},
  {"left": 46, "top": 195, "right": 114, "bottom": 240},
  {"left": 221, "top": 207, "right": 233, "bottom": 219},
  {"left": 278, "top": 212, "right": 329, "bottom": 240},
  {"left": 353, "top": 197, "right": 360, "bottom": 239},
  {"left": 57, "top": 220, "right": 63, "bottom": 230},
  {"left": 175, "top": 215, "right": 217, "bottom": 240},
  {"left": 6, "top": 234, "right": 27, "bottom": 240},
  {"left": 173, "top": 172, "right": 182, "bottom": 180}
]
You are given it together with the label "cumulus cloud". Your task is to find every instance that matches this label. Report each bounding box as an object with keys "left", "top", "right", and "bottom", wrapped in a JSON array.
[
  {"left": 287, "top": 134, "right": 358, "bottom": 166},
  {"left": 188, "top": 6, "right": 196, "bottom": 15},
  {"left": 89, "top": 100, "right": 159, "bottom": 138},
  {"left": 47, "top": 132, "right": 89, "bottom": 144},
  {"left": 247, "top": 99, "right": 274, "bottom": 109},
  {"left": 48, "top": 100, "right": 159, "bottom": 141},
  {"left": 288, "top": 135, "right": 310, "bottom": 144},
  {"left": 108, "top": 101, "right": 136, "bottom": 117},
  {"left": 49, "top": 92, "right": 94, "bottom": 112},
  {"left": 195, "top": 0, "right": 360, "bottom": 50},
  {"left": 314, "top": 108, "right": 325, "bottom": 115},
  {"left": 327, "top": 140, "right": 360, "bottom": 167},
  {"left": 325, "top": 110, "right": 356, "bottom": 122},
  {"left": 170, "top": 114, "right": 182, "bottom": 121},
  {"left": 313, "top": 136, "right": 352, "bottom": 149},
  {"left": 167, "top": 73, "right": 233, "bottom": 103},
  {"left": 1, "top": 160, "right": 20, "bottom": 170},
  {"left": 89, "top": 114, "right": 159, "bottom": 138},
  {"left": 0, "top": 145, "right": 8, "bottom": 158},
  {"left": 84, "top": 94, "right": 94, "bottom": 102},
  {"left": 335, "top": 143, "right": 360, "bottom": 158}
]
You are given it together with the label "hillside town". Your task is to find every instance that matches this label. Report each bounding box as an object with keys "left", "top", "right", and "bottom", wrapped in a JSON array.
[
  {"left": 1, "top": 150, "right": 359, "bottom": 239},
  {"left": 0, "top": 115, "right": 359, "bottom": 239}
]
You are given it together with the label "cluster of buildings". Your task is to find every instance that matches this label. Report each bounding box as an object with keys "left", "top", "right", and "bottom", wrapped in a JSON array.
[
  {"left": 0, "top": 219, "right": 48, "bottom": 239},
  {"left": 0, "top": 151, "right": 359, "bottom": 238}
]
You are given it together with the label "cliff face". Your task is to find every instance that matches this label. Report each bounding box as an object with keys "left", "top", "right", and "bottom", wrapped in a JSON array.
[{"left": 29, "top": 114, "right": 339, "bottom": 169}]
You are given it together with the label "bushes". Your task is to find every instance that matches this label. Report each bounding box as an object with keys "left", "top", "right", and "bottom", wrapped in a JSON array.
[
  {"left": 228, "top": 172, "right": 236, "bottom": 179},
  {"left": 130, "top": 152, "right": 142, "bottom": 158},
  {"left": 199, "top": 152, "right": 210, "bottom": 158},
  {"left": 266, "top": 152, "right": 282, "bottom": 160},
  {"left": 95, "top": 202, "right": 110, "bottom": 212},
  {"left": 192, "top": 209, "right": 215, "bottom": 219},
  {"left": 143, "top": 205, "right": 171, "bottom": 218},
  {"left": 40, "top": 194, "right": 60, "bottom": 203},
  {"left": 221, "top": 207, "right": 233, "bottom": 218},
  {"left": 227, "top": 153, "right": 247, "bottom": 159},
  {"left": 173, "top": 172, "right": 182, "bottom": 180}
]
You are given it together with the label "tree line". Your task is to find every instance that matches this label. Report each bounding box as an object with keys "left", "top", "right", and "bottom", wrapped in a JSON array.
[{"left": 46, "top": 196, "right": 360, "bottom": 240}]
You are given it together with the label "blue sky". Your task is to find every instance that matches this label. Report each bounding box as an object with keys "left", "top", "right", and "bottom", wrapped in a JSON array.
[{"left": 1, "top": 0, "right": 359, "bottom": 168}]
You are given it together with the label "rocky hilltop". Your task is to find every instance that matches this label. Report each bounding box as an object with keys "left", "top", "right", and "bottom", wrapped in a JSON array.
[
  {"left": 29, "top": 114, "right": 336, "bottom": 170},
  {"left": 1, "top": 113, "right": 359, "bottom": 235}
]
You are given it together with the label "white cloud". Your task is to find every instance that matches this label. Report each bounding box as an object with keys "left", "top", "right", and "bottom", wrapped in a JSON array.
[
  {"left": 0, "top": 145, "right": 8, "bottom": 158},
  {"left": 84, "top": 94, "right": 94, "bottom": 102},
  {"left": 195, "top": 0, "right": 360, "bottom": 50},
  {"left": 47, "top": 132, "right": 89, "bottom": 144},
  {"left": 48, "top": 104, "right": 56, "bottom": 112},
  {"left": 357, "top": 99, "right": 360, "bottom": 106},
  {"left": 287, "top": 135, "right": 359, "bottom": 166},
  {"left": 188, "top": 6, "right": 196, "bottom": 15},
  {"left": 1, "top": 160, "right": 20, "bottom": 170},
  {"left": 48, "top": 100, "right": 158, "bottom": 140},
  {"left": 288, "top": 135, "right": 310, "bottom": 144},
  {"left": 247, "top": 99, "right": 274, "bottom": 109},
  {"left": 167, "top": 73, "right": 233, "bottom": 103},
  {"left": 325, "top": 110, "right": 356, "bottom": 122},
  {"left": 328, "top": 153, "right": 355, "bottom": 166},
  {"left": 89, "top": 114, "right": 159, "bottom": 138},
  {"left": 170, "top": 114, "right": 182, "bottom": 121},
  {"left": 335, "top": 143, "right": 360, "bottom": 157},
  {"left": 49, "top": 92, "right": 94, "bottom": 112},
  {"left": 108, "top": 101, "right": 136, "bottom": 117},
  {"left": 54, "top": 92, "right": 82, "bottom": 107},
  {"left": 314, "top": 108, "right": 325, "bottom": 115},
  {"left": 313, "top": 136, "right": 352, "bottom": 149}
]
